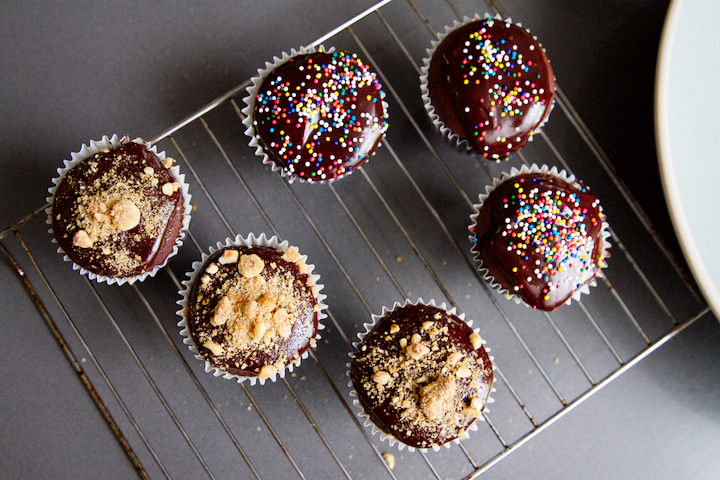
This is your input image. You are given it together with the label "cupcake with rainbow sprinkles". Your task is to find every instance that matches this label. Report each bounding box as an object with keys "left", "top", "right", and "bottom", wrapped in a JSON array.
[
  {"left": 469, "top": 164, "right": 610, "bottom": 311},
  {"left": 243, "top": 46, "right": 389, "bottom": 183}
]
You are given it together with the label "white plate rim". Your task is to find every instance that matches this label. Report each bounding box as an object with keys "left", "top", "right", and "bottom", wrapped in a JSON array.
[{"left": 655, "top": 0, "right": 720, "bottom": 319}]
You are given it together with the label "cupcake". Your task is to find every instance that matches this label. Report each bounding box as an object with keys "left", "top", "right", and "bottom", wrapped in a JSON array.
[
  {"left": 243, "top": 46, "right": 389, "bottom": 183},
  {"left": 48, "top": 135, "right": 191, "bottom": 285},
  {"left": 177, "top": 234, "right": 326, "bottom": 385},
  {"left": 420, "top": 16, "right": 555, "bottom": 161},
  {"left": 469, "top": 164, "right": 611, "bottom": 311},
  {"left": 349, "top": 299, "right": 494, "bottom": 451}
]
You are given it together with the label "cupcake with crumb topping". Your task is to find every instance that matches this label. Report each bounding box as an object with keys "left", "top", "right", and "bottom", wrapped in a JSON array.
[
  {"left": 348, "top": 299, "right": 494, "bottom": 451},
  {"left": 177, "top": 234, "right": 326, "bottom": 385},
  {"left": 47, "top": 134, "right": 191, "bottom": 285}
]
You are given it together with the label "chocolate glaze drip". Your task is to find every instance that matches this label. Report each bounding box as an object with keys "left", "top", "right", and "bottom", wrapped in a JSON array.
[
  {"left": 51, "top": 142, "right": 185, "bottom": 278},
  {"left": 187, "top": 246, "right": 318, "bottom": 377},
  {"left": 350, "top": 303, "right": 493, "bottom": 449},
  {"left": 472, "top": 173, "right": 606, "bottom": 311},
  {"left": 427, "top": 18, "right": 555, "bottom": 160},
  {"left": 252, "top": 51, "right": 388, "bottom": 182}
]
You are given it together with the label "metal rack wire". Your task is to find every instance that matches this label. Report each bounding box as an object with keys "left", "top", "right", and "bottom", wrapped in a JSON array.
[{"left": 1, "top": 0, "right": 709, "bottom": 478}]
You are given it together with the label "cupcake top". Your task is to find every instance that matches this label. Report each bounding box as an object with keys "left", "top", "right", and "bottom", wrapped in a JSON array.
[
  {"left": 186, "top": 244, "right": 319, "bottom": 381},
  {"left": 50, "top": 140, "right": 187, "bottom": 280},
  {"left": 424, "top": 17, "right": 555, "bottom": 160},
  {"left": 350, "top": 302, "right": 493, "bottom": 450},
  {"left": 471, "top": 170, "right": 607, "bottom": 311},
  {"left": 249, "top": 49, "right": 389, "bottom": 182}
]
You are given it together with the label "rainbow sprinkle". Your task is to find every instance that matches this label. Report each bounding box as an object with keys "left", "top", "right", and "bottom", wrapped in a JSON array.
[
  {"left": 254, "top": 51, "right": 388, "bottom": 182},
  {"left": 450, "top": 19, "right": 552, "bottom": 161},
  {"left": 500, "top": 176, "right": 601, "bottom": 297},
  {"left": 472, "top": 173, "right": 606, "bottom": 311}
]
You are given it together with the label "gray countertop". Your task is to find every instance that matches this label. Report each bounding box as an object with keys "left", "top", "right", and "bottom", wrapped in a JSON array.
[{"left": 2, "top": 1, "right": 719, "bottom": 479}]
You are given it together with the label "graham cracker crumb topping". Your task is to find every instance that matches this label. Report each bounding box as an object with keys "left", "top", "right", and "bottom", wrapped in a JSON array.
[
  {"left": 238, "top": 253, "right": 263, "bottom": 276},
  {"left": 419, "top": 375, "right": 456, "bottom": 421},
  {"left": 219, "top": 249, "right": 239, "bottom": 265},
  {"left": 53, "top": 141, "right": 184, "bottom": 276},
  {"left": 73, "top": 230, "right": 94, "bottom": 248},
  {"left": 351, "top": 304, "right": 493, "bottom": 448},
  {"left": 190, "top": 245, "right": 318, "bottom": 380},
  {"left": 110, "top": 199, "right": 141, "bottom": 231}
]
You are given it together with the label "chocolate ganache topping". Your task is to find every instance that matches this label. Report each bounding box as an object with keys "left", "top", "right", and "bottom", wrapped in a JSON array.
[
  {"left": 252, "top": 50, "right": 388, "bottom": 182},
  {"left": 51, "top": 142, "right": 185, "bottom": 278},
  {"left": 350, "top": 303, "right": 493, "bottom": 449},
  {"left": 471, "top": 173, "right": 607, "bottom": 311},
  {"left": 187, "top": 245, "right": 318, "bottom": 381},
  {"left": 426, "top": 18, "right": 555, "bottom": 161}
]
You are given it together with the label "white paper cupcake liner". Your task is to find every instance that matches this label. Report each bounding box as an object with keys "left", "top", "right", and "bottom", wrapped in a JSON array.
[
  {"left": 46, "top": 134, "right": 192, "bottom": 286},
  {"left": 347, "top": 298, "right": 496, "bottom": 452},
  {"left": 419, "top": 14, "right": 555, "bottom": 159},
  {"left": 468, "top": 163, "right": 612, "bottom": 309},
  {"left": 177, "top": 233, "right": 327, "bottom": 386},
  {"left": 242, "top": 45, "right": 389, "bottom": 184}
]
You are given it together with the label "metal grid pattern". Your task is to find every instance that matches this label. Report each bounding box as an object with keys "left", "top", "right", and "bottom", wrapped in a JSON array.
[{"left": 1, "top": 0, "right": 709, "bottom": 478}]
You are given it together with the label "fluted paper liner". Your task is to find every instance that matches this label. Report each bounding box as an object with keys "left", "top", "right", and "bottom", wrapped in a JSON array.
[
  {"left": 177, "top": 233, "right": 327, "bottom": 386},
  {"left": 347, "top": 298, "right": 496, "bottom": 452},
  {"left": 46, "top": 134, "right": 192, "bottom": 285},
  {"left": 468, "top": 163, "right": 612, "bottom": 308}
]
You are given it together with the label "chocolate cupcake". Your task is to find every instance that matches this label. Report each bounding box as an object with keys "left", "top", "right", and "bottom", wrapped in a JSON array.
[
  {"left": 420, "top": 16, "right": 555, "bottom": 161},
  {"left": 47, "top": 135, "right": 191, "bottom": 285},
  {"left": 177, "top": 234, "right": 326, "bottom": 385},
  {"left": 349, "top": 299, "right": 494, "bottom": 451},
  {"left": 243, "top": 46, "right": 389, "bottom": 183},
  {"left": 469, "top": 164, "right": 611, "bottom": 311}
]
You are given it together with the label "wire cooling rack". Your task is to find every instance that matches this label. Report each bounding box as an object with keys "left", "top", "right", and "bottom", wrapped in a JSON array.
[{"left": 1, "top": 0, "right": 709, "bottom": 478}]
